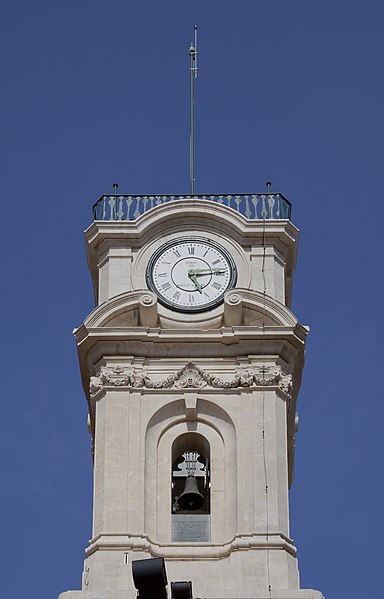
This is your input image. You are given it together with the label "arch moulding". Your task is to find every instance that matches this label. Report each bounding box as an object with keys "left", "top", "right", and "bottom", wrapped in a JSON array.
[{"left": 144, "top": 397, "right": 237, "bottom": 547}]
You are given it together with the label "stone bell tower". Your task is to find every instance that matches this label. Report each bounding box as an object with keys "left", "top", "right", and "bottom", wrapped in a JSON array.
[{"left": 58, "top": 191, "right": 324, "bottom": 599}]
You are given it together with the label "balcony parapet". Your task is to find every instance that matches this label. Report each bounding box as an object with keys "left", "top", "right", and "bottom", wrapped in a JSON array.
[{"left": 92, "top": 193, "right": 291, "bottom": 221}]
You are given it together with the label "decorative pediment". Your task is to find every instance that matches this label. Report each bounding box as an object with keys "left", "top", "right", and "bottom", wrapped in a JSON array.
[
  {"left": 84, "top": 291, "right": 152, "bottom": 328},
  {"left": 90, "top": 361, "right": 293, "bottom": 396},
  {"left": 81, "top": 288, "right": 299, "bottom": 329}
]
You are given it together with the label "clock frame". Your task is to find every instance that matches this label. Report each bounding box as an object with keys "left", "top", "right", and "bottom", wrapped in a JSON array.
[{"left": 146, "top": 236, "right": 237, "bottom": 313}]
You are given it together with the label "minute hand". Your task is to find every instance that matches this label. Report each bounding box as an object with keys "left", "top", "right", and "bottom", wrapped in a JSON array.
[{"left": 190, "top": 268, "right": 227, "bottom": 274}]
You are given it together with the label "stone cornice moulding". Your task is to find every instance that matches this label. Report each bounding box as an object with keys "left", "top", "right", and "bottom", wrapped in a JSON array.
[
  {"left": 85, "top": 531, "right": 297, "bottom": 559},
  {"left": 89, "top": 385, "right": 290, "bottom": 401},
  {"left": 75, "top": 324, "right": 308, "bottom": 350}
]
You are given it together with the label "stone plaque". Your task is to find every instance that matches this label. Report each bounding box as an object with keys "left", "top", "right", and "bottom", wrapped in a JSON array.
[{"left": 171, "top": 514, "right": 210, "bottom": 542}]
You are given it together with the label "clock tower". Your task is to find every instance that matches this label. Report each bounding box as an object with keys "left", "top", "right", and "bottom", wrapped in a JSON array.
[{"left": 59, "top": 191, "right": 324, "bottom": 599}]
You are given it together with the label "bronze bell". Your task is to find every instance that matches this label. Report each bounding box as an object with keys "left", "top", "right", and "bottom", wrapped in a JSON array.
[{"left": 178, "top": 476, "right": 204, "bottom": 510}]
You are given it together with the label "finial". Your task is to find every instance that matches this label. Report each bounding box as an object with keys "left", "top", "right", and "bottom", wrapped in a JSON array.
[
  {"left": 113, "top": 183, "right": 119, "bottom": 195},
  {"left": 266, "top": 181, "right": 272, "bottom": 193}
]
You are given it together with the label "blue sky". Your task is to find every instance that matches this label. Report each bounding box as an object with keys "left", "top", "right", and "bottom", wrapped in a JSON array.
[{"left": 1, "top": 1, "right": 383, "bottom": 598}]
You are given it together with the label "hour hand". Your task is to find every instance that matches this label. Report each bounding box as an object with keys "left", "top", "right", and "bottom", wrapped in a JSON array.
[{"left": 187, "top": 269, "right": 203, "bottom": 293}]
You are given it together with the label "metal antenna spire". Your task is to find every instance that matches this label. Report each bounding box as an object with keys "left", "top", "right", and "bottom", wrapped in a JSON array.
[{"left": 189, "top": 25, "right": 198, "bottom": 195}]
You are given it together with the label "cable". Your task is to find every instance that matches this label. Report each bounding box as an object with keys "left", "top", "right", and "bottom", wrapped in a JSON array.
[{"left": 261, "top": 216, "right": 272, "bottom": 598}]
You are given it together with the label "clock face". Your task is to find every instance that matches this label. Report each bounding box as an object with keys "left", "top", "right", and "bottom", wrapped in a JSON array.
[{"left": 146, "top": 237, "right": 237, "bottom": 312}]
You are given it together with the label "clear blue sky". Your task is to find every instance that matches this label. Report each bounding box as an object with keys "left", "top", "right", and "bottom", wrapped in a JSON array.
[{"left": 1, "top": 2, "right": 383, "bottom": 598}]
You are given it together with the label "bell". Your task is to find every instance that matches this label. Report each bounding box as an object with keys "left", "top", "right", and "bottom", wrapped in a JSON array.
[{"left": 178, "top": 476, "right": 204, "bottom": 510}]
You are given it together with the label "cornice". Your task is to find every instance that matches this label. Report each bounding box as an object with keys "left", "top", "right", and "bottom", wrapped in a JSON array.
[
  {"left": 85, "top": 200, "right": 299, "bottom": 244},
  {"left": 85, "top": 531, "right": 297, "bottom": 558},
  {"left": 76, "top": 324, "right": 307, "bottom": 348}
]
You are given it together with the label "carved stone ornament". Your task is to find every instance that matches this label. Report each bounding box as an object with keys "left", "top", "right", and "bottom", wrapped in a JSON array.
[
  {"left": 89, "top": 362, "right": 293, "bottom": 396},
  {"left": 89, "top": 365, "right": 134, "bottom": 395}
]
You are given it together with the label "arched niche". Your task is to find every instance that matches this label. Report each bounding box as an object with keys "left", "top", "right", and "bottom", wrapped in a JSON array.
[
  {"left": 171, "top": 433, "right": 211, "bottom": 542},
  {"left": 144, "top": 398, "right": 237, "bottom": 545},
  {"left": 171, "top": 432, "right": 210, "bottom": 514}
]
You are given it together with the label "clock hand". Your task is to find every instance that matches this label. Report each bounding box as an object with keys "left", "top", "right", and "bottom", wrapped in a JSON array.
[
  {"left": 187, "top": 270, "right": 203, "bottom": 293},
  {"left": 190, "top": 268, "right": 227, "bottom": 275}
]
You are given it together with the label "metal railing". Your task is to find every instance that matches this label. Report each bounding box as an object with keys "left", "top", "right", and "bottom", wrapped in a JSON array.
[{"left": 92, "top": 193, "right": 291, "bottom": 221}]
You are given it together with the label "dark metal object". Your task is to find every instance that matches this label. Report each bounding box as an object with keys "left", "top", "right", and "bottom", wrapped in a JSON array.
[
  {"left": 189, "top": 25, "right": 198, "bottom": 195},
  {"left": 132, "top": 557, "right": 168, "bottom": 599},
  {"left": 171, "top": 581, "right": 193, "bottom": 599},
  {"left": 178, "top": 476, "right": 204, "bottom": 510},
  {"left": 92, "top": 192, "right": 292, "bottom": 221}
]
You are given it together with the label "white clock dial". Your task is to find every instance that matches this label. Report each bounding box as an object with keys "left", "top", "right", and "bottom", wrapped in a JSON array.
[{"left": 146, "top": 237, "right": 237, "bottom": 312}]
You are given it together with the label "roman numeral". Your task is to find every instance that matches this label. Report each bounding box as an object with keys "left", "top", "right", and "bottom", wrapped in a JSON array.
[
  {"left": 188, "top": 247, "right": 195, "bottom": 255},
  {"left": 212, "top": 259, "right": 221, "bottom": 265},
  {"left": 189, "top": 294, "right": 195, "bottom": 303},
  {"left": 173, "top": 291, "right": 181, "bottom": 300},
  {"left": 173, "top": 249, "right": 181, "bottom": 258},
  {"left": 161, "top": 282, "right": 171, "bottom": 291},
  {"left": 203, "top": 250, "right": 209, "bottom": 257},
  {"left": 158, "top": 273, "right": 167, "bottom": 277},
  {"left": 212, "top": 282, "right": 222, "bottom": 290}
]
